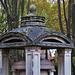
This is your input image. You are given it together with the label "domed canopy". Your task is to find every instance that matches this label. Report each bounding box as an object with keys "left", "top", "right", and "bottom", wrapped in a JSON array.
[{"left": 0, "top": 5, "right": 74, "bottom": 49}]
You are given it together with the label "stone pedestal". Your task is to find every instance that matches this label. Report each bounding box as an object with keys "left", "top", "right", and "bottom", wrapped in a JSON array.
[
  {"left": 12, "top": 70, "right": 16, "bottom": 75},
  {"left": 49, "top": 70, "right": 54, "bottom": 75},
  {"left": 25, "top": 47, "right": 41, "bottom": 75},
  {"left": 58, "top": 49, "right": 72, "bottom": 75}
]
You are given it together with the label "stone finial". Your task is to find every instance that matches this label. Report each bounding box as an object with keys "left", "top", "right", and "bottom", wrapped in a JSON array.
[
  {"left": 29, "top": 5, "right": 36, "bottom": 15},
  {"left": 21, "top": 4, "right": 45, "bottom": 27}
]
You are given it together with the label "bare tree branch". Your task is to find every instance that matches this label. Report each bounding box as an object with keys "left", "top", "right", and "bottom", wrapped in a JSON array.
[
  {"left": 63, "top": 0, "right": 68, "bottom": 29},
  {"left": 57, "top": 0, "right": 65, "bottom": 34},
  {"left": 67, "top": 0, "right": 71, "bottom": 38},
  {"left": 0, "top": 0, "right": 6, "bottom": 11},
  {"left": 21, "top": 0, "right": 25, "bottom": 16},
  {"left": 7, "top": 0, "right": 11, "bottom": 13},
  {"left": 0, "top": 0, "right": 10, "bottom": 16},
  {"left": 15, "top": 0, "right": 17, "bottom": 15},
  {"left": 27, "top": 0, "right": 30, "bottom": 14},
  {"left": 72, "top": 4, "right": 75, "bottom": 39},
  {"left": 18, "top": 0, "right": 21, "bottom": 16},
  {"left": 4, "top": 0, "right": 9, "bottom": 15},
  {"left": 12, "top": 0, "right": 13, "bottom": 16}
]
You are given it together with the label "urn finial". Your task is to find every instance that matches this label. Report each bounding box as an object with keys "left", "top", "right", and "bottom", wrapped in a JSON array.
[{"left": 29, "top": 5, "right": 37, "bottom": 15}]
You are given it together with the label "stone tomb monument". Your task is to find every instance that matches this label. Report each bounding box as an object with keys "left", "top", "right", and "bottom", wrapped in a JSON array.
[
  {"left": 0, "top": 5, "right": 74, "bottom": 75},
  {"left": 11, "top": 59, "right": 55, "bottom": 75}
]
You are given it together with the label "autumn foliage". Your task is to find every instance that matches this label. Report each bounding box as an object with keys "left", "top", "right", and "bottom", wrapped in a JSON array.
[{"left": 29, "top": 1, "right": 68, "bottom": 33}]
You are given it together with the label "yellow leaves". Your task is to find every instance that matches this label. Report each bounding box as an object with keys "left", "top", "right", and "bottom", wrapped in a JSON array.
[{"left": 23, "top": 1, "right": 68, "bottom": 33}]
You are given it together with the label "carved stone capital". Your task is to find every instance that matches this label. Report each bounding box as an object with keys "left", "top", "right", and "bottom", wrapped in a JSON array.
[{"left": 25, "top": 47, "right": 41, "bottom": 52}]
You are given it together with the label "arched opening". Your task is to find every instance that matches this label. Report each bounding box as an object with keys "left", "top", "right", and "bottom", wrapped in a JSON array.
[
  {"left": 4, "top": 39, "right": 24, "bottom": 43},
  {"left": 1, "top": 37, "right": 26, "bottom": 75},
  {"left": 1, "top": 36, "right": 25, "bottom": 43},
  {"left": 42, "top": 39, "right": 62, "bottom": 43},
  {"left": 40, "top": 36, "right": 66, "bottom": 43}
]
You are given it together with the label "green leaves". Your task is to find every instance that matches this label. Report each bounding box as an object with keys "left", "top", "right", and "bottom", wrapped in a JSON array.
[{"left": 0, "top": 6, "right": 8, "bottom": 35}]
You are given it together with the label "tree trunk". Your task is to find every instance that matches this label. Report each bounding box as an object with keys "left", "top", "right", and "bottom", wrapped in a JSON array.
[
  {"left": 72, "top": 4, "right": 75, "bottom": 39},
  {"left": 27, "top": 0, "right": 30, "bottom": 14},
  {"left": 72, "top": 3, "right": 75, "bottom": 75},
  {"left": 57, "top": 0, "right": 65, "bottom": 34},
  {"left": 67, "top": 0, "right": 71, "bottom": 38},
  {"left": 7, "top": 15, "right": 12, "bottom": 31}
]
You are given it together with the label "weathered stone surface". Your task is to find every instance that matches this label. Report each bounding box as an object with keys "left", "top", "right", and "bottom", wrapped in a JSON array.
[
  {"left": 11, "top": 60, "right": 55, "bottom": 70},
  {"left": 0, "top": 27, "right": 73, "bottom": 49},
  {"left": 0, "top": 41, "right": 73, "bottom": 49},
  {"left": 0, "top": 4, "right": 73, "bottom": 49}
]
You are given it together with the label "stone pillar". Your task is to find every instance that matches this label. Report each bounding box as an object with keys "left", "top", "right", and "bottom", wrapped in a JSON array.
[
  {"left": 12, "top": 70, "right": 16, "bottom": 75},
  {"left": 2, "top": 50, "right": 9, "bottom": 75},
  {"left": 25, "top": 47, "right": 41, "bottom": 75},
  {"left": 49, "top": 70, "right": 54, "bottom": 75},
  {"left": 58, "top": 49, "right": 72, "bottom": 75},
  {"left": 58, "top": 49, "right": 64, "bottom": 75},
  {"left": 0, "top": 49, "right": 3, "bottom": 75},
  {"left": 64, "top": 49, "right": 72, "bottom": 75}
]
